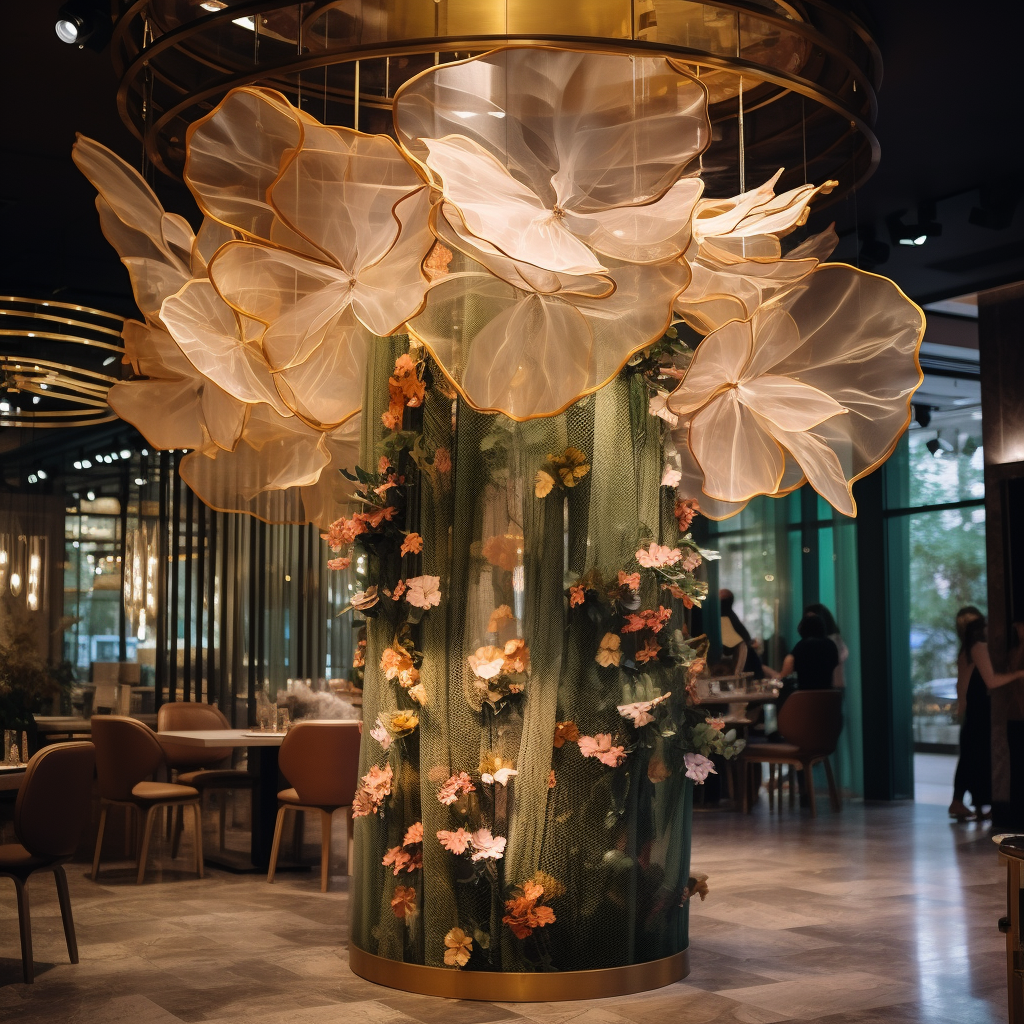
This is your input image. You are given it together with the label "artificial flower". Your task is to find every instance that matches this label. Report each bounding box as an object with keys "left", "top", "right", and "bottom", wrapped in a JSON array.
[
  {"left": 482, "top": 534, "right": 521, "bottom": 571},
  {"left": 374, "top": 475, "right": 399, "bottom": 500},
  {"left": 617, "top": 692, "right": 671, "bottom": 727},
  {"left": 647, "top": 753, "right": 671, "bottom": 784},
  {"left": 534, "top": 470, "right": 555, "bottom": 498},
  {"left": 617, "top": 571, "right": 640, "bottom": 593},
  {"left": 391, "top": 885, "right": 418, "bottom": 919},
  {"left": 649, "top": 393, "right": 680, "bottom": 427},
  {"left": 568, "top": 584, "right": 586, "bottom": 609},
  {"left": 578, "top": 734, "right": 627, "bottom": 768},
  {"left": 469, "top": 828, "right": 507, "bottom": 862},
  {"left": 684, "top": 872, "right": 710, "bottom": 902},
  {"left": 327, "top": 557, "right": 351, "bottom": 571},
  {"left": 548, "top": 769, "right": 557, "bottom": 790},
  {"left": 352, "top": 762, "right": 393, "bottom": 817},
  {"left": 635, "top": 638, "right": 662, "bottom": 664},
  {"left": 403, "top": 822, "right": 424, "bottom": 846},
  {"left": 680, "top": 550, "right": 702, "bottom": 573},
  {"left": 502, "top": 638, "right": 530, "bottom": 674},
  {"left": 707, "top": 717, "right": 725, "bottom": 731},
  {"left": 405, "top": 575, "right": 442, "bottom": 609},
  {"left": 661, "top": 582, "right": 694, "bottom": 606},
  {"left": 482, "top": 767, "right": 518, "bottom": 786},
  {"left": 370, "top": 716, "right": 392, "bottom": 751},
  {"left": 662, "top": 466, "right": 682, "bottom": 488},
  {"left": 392, "top": 580, "right": 407, "bottom": 601},
  {"left": 487, "top": 604, "right": 515, "bottom": 633},
  {"left": 380, "top": 645, "right": 414, "bottom": 681},
  {"left": 553, "top": 721, "right": 580, "bottom": 748},
  {"left": 636, "top": 543, "right": 683, "bottom": 569},
  {"left": 468, "top": 645, "right": 505, "bottom": 680},
  {"left": 437, "top": 828, "right": 472, "bottom": 855},
  {"left": 351, "top": 586, "right": 379, "bottom": 611},
  {"left": 408, "top": 683, "right": 427, "bottom": 706},
  {"left": 674, "top": 498, "right": 701, "bottom": 532},
  {"left": 352, "top": 644, "right": 366, "bottom": 669},
  {"left": 425, "top": 243, "right": 454, "bottom": 282},
  {"left": 378, "top": 455, "right": 391, "bottom": 474},
  {"left": 684, "top": 752, "right": 717, "bottom": 783},
  {"left": 595, "top": 633, "right": 622, "bottom": 669},
  {"left": 401, "top": 533, "right": 424, "bottom": 556},
  {"left": 382, "top": 410, "right": 400, "bottom": 430},
  {"left": 389, "top": 711, "right": 419, "bottom": 737},
  {"left": 550, "top": 447, "right": 590, "bottom": 488},
  {"left": 502, "top": 880, "right": 557, "bottom": 939},
  {"left": 383, "top": 846, "right": 413, "bottom": 875},
  {"left": 436, "top": 771, "right": 476, "bottom": 805},
  {"left": 444, "top": 927, "right": 473, "bottom": 967}
]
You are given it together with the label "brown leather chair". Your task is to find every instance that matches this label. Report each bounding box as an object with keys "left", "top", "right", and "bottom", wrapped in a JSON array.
[
  {"left": 91, "top": 716, "right": 203, "bottom": 884},
  {"left": 0, "top": 741, "right": 95, "bottom": 983},
  {"left": 267, "top": 721, "right": 361, "bottom": 892},
  {"left": 158, "top": 701, "right": 253, "bottom": 853},
  {"left": 741, "top": 689, "right": 843, "bottom": 817}
]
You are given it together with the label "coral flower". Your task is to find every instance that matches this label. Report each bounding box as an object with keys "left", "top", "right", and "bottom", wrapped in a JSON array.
[
  {"left": 487, "top": 604, "right": 515, "bottom": 633},
  {"left": 401, "top": 532, "right": 423, "bottom": 556},
  {"left": 674, "top": 498, "right": 701, "bottom": 532},
  {"left": 569, "top": 584, "right": 585, "bottom": 608},
  {"left": 635, "top": 638, "right": 662, "bottom": 664},
  {"left": 382, "top": 846, "right": 412, "bottom": 875},
  {"left": 617, "top": 571, "right": 641, "bottom": 593},
  {"left": 403, "top": 822, "right": 423, "bottom": 846},
  {"left": 327, "top": 556, "right": 351, "bottom": 571},
  {"left": 636, "top": 543, "right": 683, "bottom": 569},
  {"left": 437, "top": 828, "right": 472, "bottom": 855},
  {"left": 578, "top": 734, "right": 627, "bottom": 768},
  {"left": 482, "top": 534, "right": 522, "bottom": 571},
  {"left": 434, "top": 447, "right": 452, "bottom": 474},
  {"left": 444, "top": 927, "right": 473, "bottom": 967},
  {"left": 391, "top": 885, "right": 417, "bottom": 919},
  {"left": 436, "top": 771, "right": 476, "bottom": 805}
]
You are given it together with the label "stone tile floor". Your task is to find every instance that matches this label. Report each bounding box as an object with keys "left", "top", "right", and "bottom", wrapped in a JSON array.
[{"left": 0, "top": 793, "right": 1009, "bottom": 1023}]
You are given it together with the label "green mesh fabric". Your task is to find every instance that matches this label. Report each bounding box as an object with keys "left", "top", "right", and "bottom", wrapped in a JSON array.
[{"left": 351, "top": 340, "right": 694, "bottom": 974}]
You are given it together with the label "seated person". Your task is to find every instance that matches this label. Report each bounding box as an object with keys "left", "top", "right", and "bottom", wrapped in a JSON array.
[
  {"left": 780, "top": 613, "right": 840, "bottom": 690},
  {"left": 720, "top": 589, "right": 780, "bottom": 680}
]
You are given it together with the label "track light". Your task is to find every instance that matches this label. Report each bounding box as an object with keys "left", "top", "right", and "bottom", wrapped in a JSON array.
[
  {"left": 86, "top": 490, "right": 95, "bottom": 501},
  {"left": 888, "top": 203, "right": 942, "bottom": 247},
  {"left": 54, "top": 1, "right": 112, "bottom": 50},
  {"left": 913, "top": 404, "right": 932, "bottom": 429},
  {"left": 120, "top": 449, "right": 131, "bottom": 459},
  {"left": 37, "top": 470, "right": 48, "bottom": 480}
]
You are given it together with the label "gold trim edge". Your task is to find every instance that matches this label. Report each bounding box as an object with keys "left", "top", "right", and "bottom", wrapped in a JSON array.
[{"left": 348, "top": 943, "right": 689, "bottom": 1002}]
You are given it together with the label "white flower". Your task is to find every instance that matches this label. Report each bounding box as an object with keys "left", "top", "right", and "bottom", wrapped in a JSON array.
[
  {"left": 481, "top": 767, "right": 518, "bottom": 786},
  {"left": 661, "top": 466, "right": 682, "bottom": 488},
  {"left": 370, "top": 716, "right": 392, "bottom": 751},
  {"left": 468, "top": 827, "right": 506, "bottom": 862},
  {"left": 405, "top": 575, "right": 442, "bottom": 609},
  {"left": 649, "top": 393, "right": 679, "bottom": 427}
]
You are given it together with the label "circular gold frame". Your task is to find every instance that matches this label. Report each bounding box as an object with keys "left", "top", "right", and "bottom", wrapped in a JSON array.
[{"left": 348, "top": 943, "right": 689, "bottom": 1001}]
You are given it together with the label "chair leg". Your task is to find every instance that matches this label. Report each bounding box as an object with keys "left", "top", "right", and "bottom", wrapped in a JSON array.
[
  {"left": 346, "top": 807, "right": 354, "bottom": 876},
  {"left": 267, "top": 805, "right": 288, "bottom": 884},
  {"left": 170, "top": 805, "right": 184, "bottom": 859},
  {"left": 124, "top": 805, "right": 133, "bottom": 859},
  {"left": 768, "top": 764, "right": 775, "bottom": 812},
  {"left": 823, "top": 756, "right": 841, "bottom": 812},
  {"left": 789, "top": 765, "right": 796, "bottom": 809},
  {"left": 804, "top": 762, "right": 818, "bottom": 818},
  {"left": 292, "top": 810, "right": 304, "bottom": 861},
  {"left": 218, "top": 791, "right": 227, "bottom": 852},
  {"left": 53, "top": 865, "right": 79, "bottom": 964},
  {"left": 91, "top": 805, "right": 108, "bottom": 881},
  {"left": 137, "top": 805, "right": 159, "bottom": 884},
  {"left": 193, "top": 803, "right": 205, "bottom": 880},
  {"left": 13, "top": 876, "right": 33, "bottom": 983},
  {"left": 320, "top": 810, "right": 333, "bottom": 892}
]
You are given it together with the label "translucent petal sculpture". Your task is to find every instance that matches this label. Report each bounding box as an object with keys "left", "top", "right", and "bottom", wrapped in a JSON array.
[{"left": 666, "top": 264, "right": 925, "bottom": 515}]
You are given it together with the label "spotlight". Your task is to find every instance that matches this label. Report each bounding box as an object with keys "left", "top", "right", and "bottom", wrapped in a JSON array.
[
  {"left": 119, "top": 449, "right": 131, "bottom": 459},
  {"left": 134, "top": 477, "right": 146, "bottom": 486},
  {"left": 37, "top": 470, "right": 48, "bottom": 480},
  {"left": 913, "top": 404, "right": 932, "bottom": 429},
  {"left": 73, "top": 461, "right": 82, "bottom": 469},
  {"left": 86, "top": 490, "right": 95, "bottom": 501},
  {"left": 102, "top": 355, "right": 117, "bottom": 366},
  {"left": 54, "top": 1, "right": 112, "bottom": 50},
  {"left": 27, "top": 473, "right": 38, "bottom": 484},
  {"left": 888, "top": 202, "right": 942, "bottom": 247},
  {"left": 141, "top": 448, "right": 149, "bottom": 456},
  {"left": 81, "top": 459, "right": 92, "bottom": 468}
]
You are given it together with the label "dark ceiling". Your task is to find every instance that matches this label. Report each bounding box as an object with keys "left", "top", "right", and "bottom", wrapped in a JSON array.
[{"left": 1, "top": 1, "right": 1022, "bottom": 317}]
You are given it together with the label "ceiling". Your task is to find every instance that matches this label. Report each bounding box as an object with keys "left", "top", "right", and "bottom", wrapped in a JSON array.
[{"left": 1, "top": 3, "right": 1021, "bottom": 330}]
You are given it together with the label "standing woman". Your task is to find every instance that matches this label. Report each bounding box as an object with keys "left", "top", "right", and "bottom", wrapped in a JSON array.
[
  {"left": 805, "top": 603, "right": 849, "bottom": 689},
  {"left": 950, "top": 610, "right": 1024, "bottom": 821}
]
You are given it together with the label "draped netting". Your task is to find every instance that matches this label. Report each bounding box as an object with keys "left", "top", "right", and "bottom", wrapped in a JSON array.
[{"left": 350, "top": 341, "right": 704, "bottom": 973}]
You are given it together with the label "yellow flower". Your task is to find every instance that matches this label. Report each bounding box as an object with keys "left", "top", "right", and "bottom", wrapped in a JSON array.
[
  {"left": 444, "top": 927, "right": 472, "bottom": 967},
  {"left": 534, "top": 469, "right": 555, "bottom": 498},
  {"left": 389, "top": 711, "right": 419, "bottom": 736},
  {"left": 550, "top": 447, "right": 590, "bottom": 488},
  {"left": 595, "top": 632, "right": 622, "bottom": 668}
]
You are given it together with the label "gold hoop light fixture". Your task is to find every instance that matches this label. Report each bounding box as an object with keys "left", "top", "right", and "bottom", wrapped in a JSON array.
[
  {"left": 111, "top": 0, "right": 881, "bottom": 200},
  {"left": 0, "top": 297, "right": 124, "bottom": 429}
]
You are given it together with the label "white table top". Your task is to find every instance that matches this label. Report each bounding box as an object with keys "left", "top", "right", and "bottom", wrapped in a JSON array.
[{"left": 158, "top": 728, "right": 285, "bottom": 748}]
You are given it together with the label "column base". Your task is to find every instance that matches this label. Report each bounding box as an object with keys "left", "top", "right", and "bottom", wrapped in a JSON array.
[{"left": 348, "top": 943, "right": 690, "bottom": 1001}]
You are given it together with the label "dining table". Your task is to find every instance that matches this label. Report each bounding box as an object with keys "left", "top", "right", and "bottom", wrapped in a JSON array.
[{"left": 156, "top": 728, "right": 291, "bottom": 873}]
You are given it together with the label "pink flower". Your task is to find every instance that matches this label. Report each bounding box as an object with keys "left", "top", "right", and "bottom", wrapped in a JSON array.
[
  {"left": 378, "top": 455, "right": 391, "bottom": 474},
  {"left": 382, "top": 410, "right": 400, "bottom": 429},
  {"left": 383, "top": 845, "right": 412, "bottom": 875},
  {"left": 636, "top": 543, "right": 683, "bottom": 569},
  {"left": 436, "top": 771, "right": 475, "bottom": 805},
  {"left": 405, "top": 575, "right": 442, "bottom": 609},
  {"left": 617, "top": 571, "right": 640, "bottom": 592},
  {"left": 434, "top": 447, "right": 452, "bottom": 474},
  {"left": 617, "top": 692, "right": 671, "bottom": 727},
  {"left": 684, "top": 752, "right": 717, "bottom": 783},
  {"left": 469, "top": 828, "right": 506, "bottom": 862},
  {"left": 401, "top": 533, "right": 424, "bottom": 556},
  {"left": 437, "top": 828, "right": 472, "bottom": 854},
  {"left": 680, "top": 549, "right": 702, "bottom": 572},
  {"left": 391, "top": 580, "right": 407, "bottom": 601},
  {"left": 403, "top": 822, "right": 424, "bottom": 846},
  {"left": 707, "top": 717, "right": 725, "bottom": 732},
  {"left": 578, "top": 733, "right": 627, "bottom": 768},
  {"left": 327, "top": 556, "right": 352, "bottom": 571},
  {"left": 370, "top": 716, "right": 392, "bottom": 751},
  {"left": 661, "top": 466, "right": 682, "bottom": 488}
]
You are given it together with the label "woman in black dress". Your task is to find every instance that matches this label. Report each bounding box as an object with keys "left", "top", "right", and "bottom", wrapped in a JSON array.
[{"left": 949, "top": 611, "right": 1024, "bottom": 821}]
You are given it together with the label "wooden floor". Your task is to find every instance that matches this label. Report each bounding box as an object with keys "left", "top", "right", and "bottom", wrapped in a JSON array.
[{"left": 0, "top": 790, "right": 1008, "bottom": 1023}]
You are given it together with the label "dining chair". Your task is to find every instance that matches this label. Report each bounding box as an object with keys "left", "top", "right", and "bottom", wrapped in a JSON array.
[
  {"left": 266, "top": 721, "right": 361, "bottom": 892},
  {"left": 741, "top": 689, "right": 843, "bottom": 817},
  {"left": 158, "top": 701, "right": 254, "bottom": 854},
  {"left": 91, "top": 715, "right": 203, "bottom": 884},
  {"left": 0, "top": 741, "right": 95, "bottom": 983}
]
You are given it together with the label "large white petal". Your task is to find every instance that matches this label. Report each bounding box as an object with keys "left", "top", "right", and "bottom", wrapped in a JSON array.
[{"left": 737, "top": 375, "right": 846, "bottom": 432}]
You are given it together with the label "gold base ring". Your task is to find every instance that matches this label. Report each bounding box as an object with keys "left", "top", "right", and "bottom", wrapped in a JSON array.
[{"left": 348, "top": 943, "right": 689, "bottom": 1001}]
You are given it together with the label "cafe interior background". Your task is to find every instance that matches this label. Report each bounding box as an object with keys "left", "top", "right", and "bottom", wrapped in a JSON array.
[{"left": 1, "top": 2, "right": 1023, "bottom": 1022}]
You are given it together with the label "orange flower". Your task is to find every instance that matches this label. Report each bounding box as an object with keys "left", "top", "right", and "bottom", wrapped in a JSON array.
[
  {"left": 552, "top": 721, "right": 580, "bottom": 748},
  {"left": 382, "top": 410, "right": 400, "bottom": 430},
  {"left": 327, "top": 557, "right": 351, "bottom": 571},
  {"left": 443, "top": 926, "right": 472, "bottom": 967},
  {"left": 568, "top": 584, "right": 585, "bottom": 608},
  {"left": 635, "top": 638, "right": 662, "bottom": 664},
  {"left": 482, "top": 534, "right": 521, "bottom": 572},
  {"left": 401, "top": 533, "right": 423, "bottom": 556},
  {"left": 424, "top": 242, "right": 454, "bottom": 282},
  {"left": 391, "top": 885, "right": 417, "bottom": 918},
  {"left": 548, "top": 769, "right": 556, "bottom": 790},
  {"left": 363, "top": 505, "right": 400, "bottom": 529},
  {"left": 674, "top": 497, "right": 701, "bottom": 532},
  {"left": 595, "top": 632, "right": 622, "bottom": 668},
  {"left": 392, "top": 580, "right": 407, "bottom": 601},
  {"left": 380, "top": 645, "right": 413, "bottom": 680},
  {"left": 487, "top": 604, "right": 514, "bottom": 633},
  {"left": 378, "top": 455, "right": 391, "bottom": 474},
  {"left": 502, "top": 880, "right": 557, "bottom": 939},
  {"left": 502, "top": 638, "right": 530, "bottom": 674},
  {"left": 617, "top": 570, "right": 640, "bottom": 592},
  {"left": 434, "top": 447, "right": 452, "bottom": 474}
]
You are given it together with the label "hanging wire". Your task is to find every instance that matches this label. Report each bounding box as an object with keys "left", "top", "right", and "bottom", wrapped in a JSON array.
[
  {"left": 296, "top": 3, "right": 303, "bottom": 110},
  {"left": 801, "top": 96, "right": 808, "bottom": 184},
  {"left": 735, "top": 12, "right": 745, "bottom": 194},
  {"left": 354, "top": 61, "right": 360, "bottom": 131}
]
